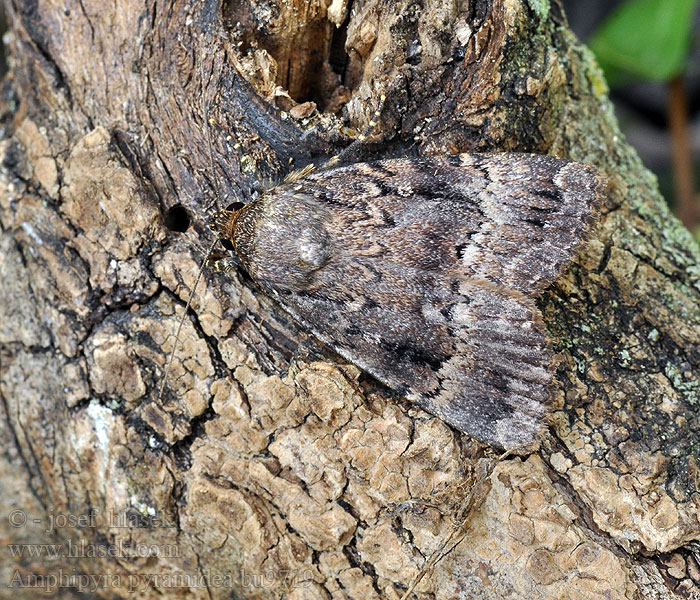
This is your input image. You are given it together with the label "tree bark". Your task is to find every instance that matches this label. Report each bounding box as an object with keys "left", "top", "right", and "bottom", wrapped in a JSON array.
[{"left": 1, "top": 1, "right": 699, "bottom": 599}]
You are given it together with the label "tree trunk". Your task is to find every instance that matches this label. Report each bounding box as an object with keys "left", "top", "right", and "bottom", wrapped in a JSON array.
[{"left": 1, "top": 1, "right": 699, "bottom": 599}]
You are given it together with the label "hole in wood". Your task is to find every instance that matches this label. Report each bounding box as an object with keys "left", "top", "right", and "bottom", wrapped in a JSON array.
[
  {"left": 223, "top": 0, "right": 350, "bottom": 110},
  {"left": 164, "top": 204, "right": 190, "bottom": 232}
]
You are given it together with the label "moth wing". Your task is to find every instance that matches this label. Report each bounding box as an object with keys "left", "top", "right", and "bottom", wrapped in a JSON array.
[
  {"left": 273, "top": 266, "right": 549, "bottom": 449},
  {"left": 300, "top": 152, "right": 605, "bottom": 296}
]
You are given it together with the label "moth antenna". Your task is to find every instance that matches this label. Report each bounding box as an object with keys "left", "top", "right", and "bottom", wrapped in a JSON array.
[
  {"left": 326, "top": 93, "right": 386, "bottom": 168},
  {"left": 157, "top": 237, "right": 220, "bottom": 404},
  {"left": 159, "top": 50, "right": 229, "bottom": 403}
]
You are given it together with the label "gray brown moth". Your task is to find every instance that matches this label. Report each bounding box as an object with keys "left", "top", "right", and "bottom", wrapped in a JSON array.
[{"left": 206, "top": 151, "right": 605, "bottom": 450}]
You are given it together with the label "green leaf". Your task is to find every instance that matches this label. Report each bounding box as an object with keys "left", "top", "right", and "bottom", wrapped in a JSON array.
[{"left": 589, "top": 0, "right": 700, "bottom": 86}]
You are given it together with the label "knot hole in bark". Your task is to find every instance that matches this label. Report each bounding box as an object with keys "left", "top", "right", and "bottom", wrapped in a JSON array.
[
  {"left": 164, "top": 204, "right": 191, "bottom": 232},
  {"left": 222, "top": 1, "right": 358, "bottom": 111}
]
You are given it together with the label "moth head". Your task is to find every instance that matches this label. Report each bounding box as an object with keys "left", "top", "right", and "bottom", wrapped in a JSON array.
[{"left": 214, "top": 201, "right": 245, "bottom": 241}]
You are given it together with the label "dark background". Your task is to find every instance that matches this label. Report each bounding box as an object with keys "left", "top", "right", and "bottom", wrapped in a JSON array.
[{"left": 562, "top": 0, "right": 700, "bottom": 223}]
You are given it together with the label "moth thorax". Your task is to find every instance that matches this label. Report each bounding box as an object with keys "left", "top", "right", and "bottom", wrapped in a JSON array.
[
  {"left": 234, "top": 199, "right": 331, "bottom": 292},
  {"left": 297, "top": 227, "right": 330, "bottom": 268}
]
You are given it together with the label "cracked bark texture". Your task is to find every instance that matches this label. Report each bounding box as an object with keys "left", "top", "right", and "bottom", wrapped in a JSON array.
[{"left": 1, "top": 1, "right": 699, "bottom": 599}]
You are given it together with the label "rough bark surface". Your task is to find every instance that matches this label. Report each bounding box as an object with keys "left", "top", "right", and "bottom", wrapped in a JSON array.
[{"left": 1, "top": 1, "right": 699, "bottom": 599}]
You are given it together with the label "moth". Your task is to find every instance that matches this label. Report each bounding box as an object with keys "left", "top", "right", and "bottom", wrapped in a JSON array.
[
  {"left": 161, "top": 102, "right": 604, "bottom": 450},
  {"left": 204, "top": 153, "right": 603, "bottom": 450}
]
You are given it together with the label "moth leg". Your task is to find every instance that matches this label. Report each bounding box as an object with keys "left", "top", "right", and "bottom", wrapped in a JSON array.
[
  {"left": 206, "top": 250, "right": 233, "bottom": 271},
  {"left": 326, "top": 93, "right": 386, "bottom": 168},
  {"left": 210, "top": 256, "right": 237, "bottom": 273}
]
